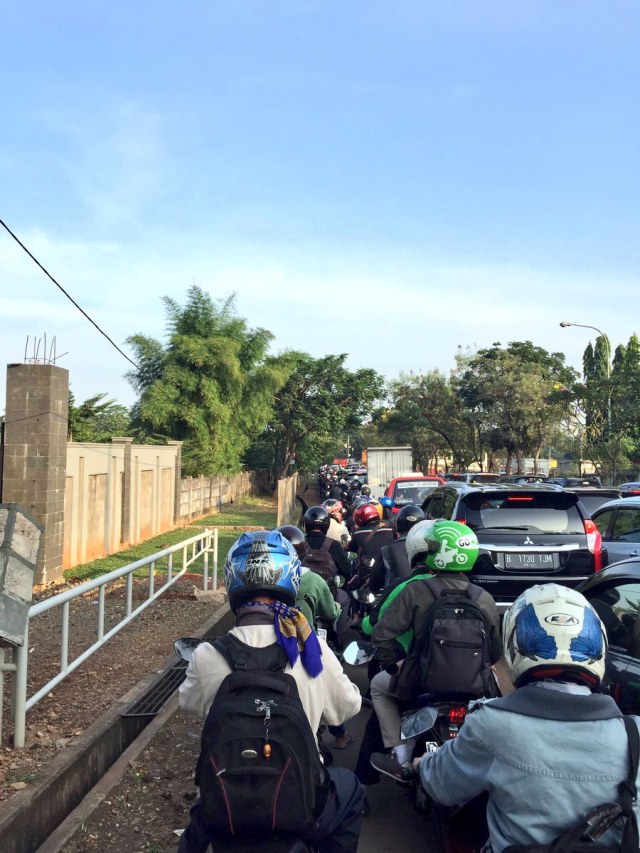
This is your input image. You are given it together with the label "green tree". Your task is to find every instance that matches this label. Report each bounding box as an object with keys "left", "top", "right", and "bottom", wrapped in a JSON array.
[
  {"left": 255, "top": 352, "right": 384, "bottom": 481},
  {"left": 386, "top": 371, "right": 482, "bottom": 471},
  {"left": 126, "top": 286, "right": 289, "bottom": 476},
  {"left": 68, "top": 391, "right": 131, "bottom": 442},
  {"left": 456, "top": 342, "right": 576, "bottom": 473},
  {"left": 578, "top": 333, "right": 640, "bottom": 483}
]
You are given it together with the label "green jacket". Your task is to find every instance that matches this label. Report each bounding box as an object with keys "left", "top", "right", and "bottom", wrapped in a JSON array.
[
  {"left": 361, "top": 571, "right": 433, "bottom": 653},
  {"left": 295, "top": 568, "right": 341, "bottom": 628}
]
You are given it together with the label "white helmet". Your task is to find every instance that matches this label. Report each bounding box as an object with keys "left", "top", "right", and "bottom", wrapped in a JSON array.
[
  {"left": 502, "top": 583, "right": 607, "bottom": 688},
  {"left": 405, "top": 519, "right": 438, "bottom": 568}
]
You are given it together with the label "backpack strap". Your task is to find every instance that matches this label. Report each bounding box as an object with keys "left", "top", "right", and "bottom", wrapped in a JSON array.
[
  {"left": 619, "top": 716, "right": 639, "bottom": 852},
  {"left": 211, "top": 634, "right": 289, "bottom": 674},
  {"left": 319, "top": 538, "right": 333, "bottom": 553},
  {"left": 421, "top": 575, "right": 452, "bottom": 599}
]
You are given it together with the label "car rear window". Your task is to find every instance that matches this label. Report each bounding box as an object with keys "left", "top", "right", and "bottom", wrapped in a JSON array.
[
  {"left": 574, "top": 492, "right": 620, "bottom": 515},
  {"left": 392, "top": 481, "right": 440, "bottom": 505},
  {"left": 462, "top": 491, "right": 584, "bottom": 534}
]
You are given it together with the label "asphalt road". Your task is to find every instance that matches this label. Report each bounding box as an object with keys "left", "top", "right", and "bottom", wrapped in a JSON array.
[
  {"left": 334, "top": 631, "right": 513, "bottom": 853},
  {"left": 333, "top": 627, "right": 432, "bottom": 853}
]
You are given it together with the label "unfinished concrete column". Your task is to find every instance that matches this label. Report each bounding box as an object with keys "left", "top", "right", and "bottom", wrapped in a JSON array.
[
  {"left": 168, "top": 441, "right": 182, "bottom": 524},
  {"left": 111, "top": 437, "right": 133, "bottom": 545},
  {"left": 2, "top": 364, "right": 69, "bottom": 586}
]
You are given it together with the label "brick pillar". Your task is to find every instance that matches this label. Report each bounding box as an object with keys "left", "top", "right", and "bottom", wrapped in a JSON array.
[{"left": 2, "top": 364, "right": 69, "bottom": 586}]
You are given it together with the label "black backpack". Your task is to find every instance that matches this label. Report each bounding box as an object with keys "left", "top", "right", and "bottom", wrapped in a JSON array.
[
  {"left": 417, "top": 577, "right": 494, "bottom": 698},
  {"left": 305, "top": 538, "right": 337, "bottom": 584},
  {"left": 195, "top": 635, "right": 329, "bottom": 840}
]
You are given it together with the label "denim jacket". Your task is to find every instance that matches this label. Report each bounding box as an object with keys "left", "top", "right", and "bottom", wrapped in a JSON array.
[{"left": 419, "top": 684, "right": 640, "bottom": 853}]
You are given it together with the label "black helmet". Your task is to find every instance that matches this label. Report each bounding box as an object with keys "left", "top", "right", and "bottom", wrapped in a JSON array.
[
  {"left": 360, "top": 485, "right": 371, "bottom": 497},
  {"left": 303, "top": 506, "right": 331, "bottom": 535},
  {"left": 396, "top": 504, "right": 425, "bottom": 535},
  {"left": 277, "top": 524, "right": 309, "bottom": 561}
]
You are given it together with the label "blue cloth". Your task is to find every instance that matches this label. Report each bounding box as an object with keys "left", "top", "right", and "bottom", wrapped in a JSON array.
[
  {"left": 242, "top": 599, "right": 323, "bottom": 677},
  {"left": 419, "top": 688, "right": 640, "bottom": 853}
]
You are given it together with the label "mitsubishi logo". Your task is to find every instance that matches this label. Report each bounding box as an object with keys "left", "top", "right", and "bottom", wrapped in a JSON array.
[{"left": 523, "top": 536, "right": 534, "bottom": 545}]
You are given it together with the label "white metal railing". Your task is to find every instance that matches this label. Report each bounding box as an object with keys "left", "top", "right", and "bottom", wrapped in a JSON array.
[{"left": 0, "top": 527, "right": 218, "bottom": 748}]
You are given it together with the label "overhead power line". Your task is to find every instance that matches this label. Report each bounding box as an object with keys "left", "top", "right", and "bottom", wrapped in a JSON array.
[{"left": 0, "top": 217, "right": 141, "bottom": 371}]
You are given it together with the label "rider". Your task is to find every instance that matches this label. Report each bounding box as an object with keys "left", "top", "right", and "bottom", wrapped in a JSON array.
[
  {"left": 178, "top": 529, "right": 363, "bottom": 852},
  {"left": 322, "top": 499, "right": 351, "bottom": 548},
  {"left": 369, "top": 519, "right": 502, "bottom": 782},
  {"left": 349, "top": 502, "right": 394, "bottom": 593},
  {"left": 277, "top": 524, "right": 341, "bottom": 629},
  {"left": 415, "top": 583, "right": 640, "bottom": 852},
  {"left": 278, "top": 524, "right": 355, "bottom": 751},
  {"left": 380, "top": 504, "right": 425, "bottom": 587},
  {"left": 304, "top": 506, "right": 354, "bottom": 581}
]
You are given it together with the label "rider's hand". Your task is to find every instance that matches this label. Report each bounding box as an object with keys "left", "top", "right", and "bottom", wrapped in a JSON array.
[{"left": 412, "top": 756, "right": 423, "bottom": 772}]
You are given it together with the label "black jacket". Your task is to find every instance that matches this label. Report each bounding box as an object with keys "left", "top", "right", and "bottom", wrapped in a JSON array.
[{"left": 305, "top": 530, "right": 353, "bottom": 579}]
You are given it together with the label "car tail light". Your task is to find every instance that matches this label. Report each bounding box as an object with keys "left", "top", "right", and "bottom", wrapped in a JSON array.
[
  {"left": 506, "top": 496, "right": 534, "bottom": 502},
  {"left": 584, "top": 518, "right": 603, "bottom": 572},
  {"left": 455, "top": 517, "right": 466, "bottom": 524}
]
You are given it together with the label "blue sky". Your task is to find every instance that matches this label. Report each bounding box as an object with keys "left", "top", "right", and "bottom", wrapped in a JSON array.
[{"left": 1, "top": 1, "right": 638, "bottom": 412}]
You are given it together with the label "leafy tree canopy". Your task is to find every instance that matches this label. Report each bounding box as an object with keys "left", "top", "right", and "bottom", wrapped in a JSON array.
[
  {"left": 254, "top": 352, "right": 384, "bottom": 481},
  {"left": 126, "top": 286, "right": 290, "bottom": 476},
  {"left": 68, "top": 391, "right": 131, "bottom": 442}
]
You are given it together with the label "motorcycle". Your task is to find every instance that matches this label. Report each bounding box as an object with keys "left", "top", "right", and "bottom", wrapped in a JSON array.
[
  {"left": 341, "top": 640, "right": 488, "bottom": 852},
  {"left": 400, "top": 700, "right": 489, "bottom": 852},
  {"left": 173, "top": 638, "right": 316, "bottom": 853}
]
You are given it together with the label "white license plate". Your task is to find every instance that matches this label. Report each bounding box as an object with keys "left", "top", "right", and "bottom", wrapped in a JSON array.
[{"left": 503, "top": 552, "right": 556, "bottom": 569}]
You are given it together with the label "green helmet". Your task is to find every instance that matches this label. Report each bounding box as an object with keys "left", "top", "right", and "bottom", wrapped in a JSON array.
[{"left": 406, "top": 519, "right": 479, "bottom": 572}]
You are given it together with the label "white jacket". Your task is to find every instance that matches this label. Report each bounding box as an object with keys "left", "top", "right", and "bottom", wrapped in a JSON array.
[{"left": 179, "top": 623, "right": 361, "bottom": 740}]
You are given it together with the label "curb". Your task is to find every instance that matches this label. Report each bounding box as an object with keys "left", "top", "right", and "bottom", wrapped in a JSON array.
[
  {"left": 35, "top": 694, "right": 181, "bottom": 853},
  {"left": 0, "top": 604, "right": 233, "bottom": 853}
]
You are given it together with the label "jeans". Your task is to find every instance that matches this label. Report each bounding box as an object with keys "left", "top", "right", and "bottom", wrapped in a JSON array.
[
  {"left": 178, "top": 766, "right": 363, "bottom": 853},
  {"left": 370, "top": 670, "right": 415, "bottom": 753}
]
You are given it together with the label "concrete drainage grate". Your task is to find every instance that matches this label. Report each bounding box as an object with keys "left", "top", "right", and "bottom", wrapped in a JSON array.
[{"left": 120, "top": 660, "right": 188, "bottom": 718}]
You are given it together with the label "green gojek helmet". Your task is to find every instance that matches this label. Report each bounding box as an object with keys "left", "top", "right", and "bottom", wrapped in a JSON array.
[{"left": 406, "top": 519, "right": 479, "bottom": 572}]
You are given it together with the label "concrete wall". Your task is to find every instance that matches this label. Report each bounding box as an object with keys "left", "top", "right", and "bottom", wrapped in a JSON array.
[
  {"left": 178, "top": 470, "right": 270, "bottom": 522},
  {"left": 63, "top": 445, "right": 271, "bottom": 571},
  {"left": 63, "top": 440, "right": 180, "bottom": 570}
]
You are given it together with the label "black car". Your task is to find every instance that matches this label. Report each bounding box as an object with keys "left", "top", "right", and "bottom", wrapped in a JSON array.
[
  {"left": 421, "top": 483, "right": 603, "bottom": 608},
  {"left": 578, "top": 558, "right": 640, "bottom": 714},
  {"left": 498, "top": 475, "right": 548, "bottom": 485},
  {"left": 564, "top": 487, "right": 622, "bottom": 517},
  {"left": 546, "top": 475, "right": 603, "bottom": 488}
]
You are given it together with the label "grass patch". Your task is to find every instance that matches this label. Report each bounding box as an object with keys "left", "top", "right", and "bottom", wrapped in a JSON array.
[
  {"left": 200, "top": 496, "right": 277, "bottom": 529},
  {"left": 63, "top": 498, "right": 277, "bottom": 585}
]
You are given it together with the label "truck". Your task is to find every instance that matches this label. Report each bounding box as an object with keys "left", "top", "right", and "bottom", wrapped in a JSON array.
[{"left": 365, "top": 446, "right": 414, "bottom": 497}]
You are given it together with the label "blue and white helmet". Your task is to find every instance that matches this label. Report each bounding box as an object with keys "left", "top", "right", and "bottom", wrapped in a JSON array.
[
  {"left": 224, "top": 530, "right": 301, "bottom": 611},
  {"left": 502, "top": 583, "right": 607, "bottom": 687}
]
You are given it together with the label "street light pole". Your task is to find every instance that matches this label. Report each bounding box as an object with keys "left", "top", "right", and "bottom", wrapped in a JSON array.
[
  {"left": 559, "top": 321, "right": 612, "bottom": 380},
  {"left": 560, "top": 320, "right": 612, "bottom": 472}
]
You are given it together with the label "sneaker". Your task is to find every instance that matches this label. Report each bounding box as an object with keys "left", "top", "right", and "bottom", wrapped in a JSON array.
[{"left": 370, "top": 751, "right": 416, "bottom": 784}]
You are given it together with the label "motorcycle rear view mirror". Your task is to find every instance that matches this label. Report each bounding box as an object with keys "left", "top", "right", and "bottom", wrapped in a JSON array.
[
  {"left": 174, "top": 637, "right": 204, "bottom": 662},
  {"left": 401, "top": 706, "right": 439, "bottom": 740},
  {"left": 352, "top": 588, "right": 376, "bottom": 604},
  {"left": 342, "top": 640, "right": 377, "bottom": 666}
]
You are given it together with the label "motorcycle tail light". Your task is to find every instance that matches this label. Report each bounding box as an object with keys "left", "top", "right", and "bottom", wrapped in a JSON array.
[{"left": 448, "top": 705, "right": 467, "bottom": 727}]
